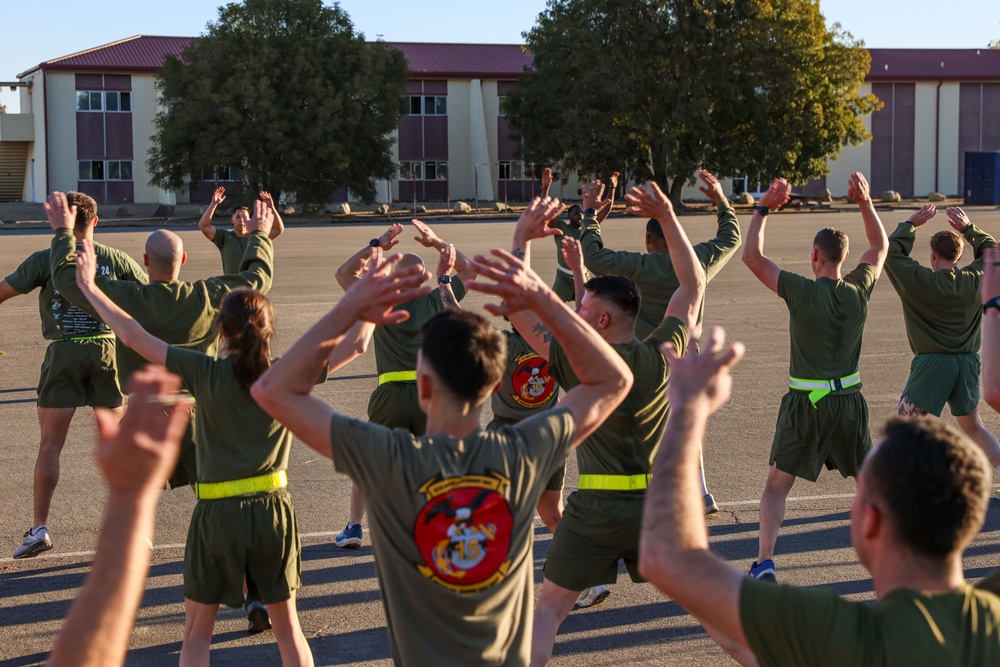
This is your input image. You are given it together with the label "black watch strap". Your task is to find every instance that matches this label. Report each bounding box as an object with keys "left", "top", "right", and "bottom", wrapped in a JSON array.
[
  {"left": 369, "top": 238, "right": 381, "bottom": 247},
  {"left": 984, "top": 296, "right": 1000, "bottom": 313},
  {"left": 752, "top": 204, "right": 770, "bottom": 217},
  {"left": 584, "top": 207, "right": 597, "bottom": 217},
  {"left": 438, "top": 275, "right": 452, "bottom": 284}
]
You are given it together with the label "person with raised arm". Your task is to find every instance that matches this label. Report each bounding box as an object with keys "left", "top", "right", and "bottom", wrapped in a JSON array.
[
  {"left": 198, "top": 187, "right": 285, "bottom": 273},
  {"left": 251, "top": 197, "right": 632, "bottom": 666},
  {"left": 741, "top": 173, "right": 888, "bottom": 583}
]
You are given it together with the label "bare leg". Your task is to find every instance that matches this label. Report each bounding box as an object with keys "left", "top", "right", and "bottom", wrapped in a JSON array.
[
  {"left": 33, "top": 407, "right": 76, "bottom": 528},
  {"left": 348, "top": 484, "right": 365, "bottom": 525},
  {"left": 897, "top": 395, "right": 928, "bottom": 417},
  {"left": 535, "top": 490, "right": 564, "bottom": 535},
  {"left": 956, "top": 408, "right": 1000, "bottom": 468},
  {"left": 530, "top": 578, "right": 581, "bottom": 666},
  {"left": 179, "top": 599, "right": 219, "bottom": 667},
  {"left": 268, "top": 593, "right": 315, "bottom": 667},
  {"left": 756, "top": 464, "right": 796, "bottom": 563}
]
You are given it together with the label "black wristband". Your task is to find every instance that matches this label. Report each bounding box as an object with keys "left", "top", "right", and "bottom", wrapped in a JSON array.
[
  {"left": 584, "top": 207, "right": 597, "bottom": 217},
  {"left": 438, "top": 275, "right": 452, "bottom": 284},
  {"left": 984, "top": 296, "right": 1000, "bottom": 313},
  {"left": 369, "top": 238, "right": 380, "bottom": 247},
  {"left": 752, "top": 204, "right": 770, "bottom": 217}
]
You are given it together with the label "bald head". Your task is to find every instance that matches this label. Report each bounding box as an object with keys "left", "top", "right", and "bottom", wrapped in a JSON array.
[
  {"left": 144, "top": 230, "right": 185, "bottom": 277},
  {"left": 398, "top": 253, "right": 425, "bottom": 272}
]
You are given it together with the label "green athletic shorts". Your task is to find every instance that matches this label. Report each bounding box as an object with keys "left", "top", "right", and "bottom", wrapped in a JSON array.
[
  {"left": 37, "top": 337, "right": 123, "bottom": 408},
  {"left": 543, "top": 490, "right": 645, "bottom": 591},
  {"left": 183, "top": 488, "right": 300, "bottom": 607},
  {"left": 552, "top": 272, "right": 576, "bottom": 302},
  {"left": 368, "top": 381, "right": 426, "bottom": 434},
  {"left": 771, "top": 390, "right": 871, "bottom": 481},
  {"left": 486, "top": 415, "right": 566, "bottom": 491},
  {"left": 901, "top": 353, "right": 981, "bottom": 417}
]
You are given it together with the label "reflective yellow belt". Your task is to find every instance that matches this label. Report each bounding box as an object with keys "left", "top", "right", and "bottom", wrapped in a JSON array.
[
  {"left": 196, "top": 470, "right": 287, "bottom": 500},
  {"left": 789, "top": 372, "right": 861, "bottom": 407},
  {"left": 52, "top": 333, "right": 115, "bottom": 343},
  {"left": 578, "top": 473, "right": 650, "bottom": 491},
  {"left": 378, "top": 370, "right": 417, "bottom": 386}
]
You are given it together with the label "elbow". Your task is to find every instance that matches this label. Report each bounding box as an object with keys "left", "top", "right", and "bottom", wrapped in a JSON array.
[
  {"left": 250, "top": 375, "right": 277, "bottom": 415},
  {"left": 637, "top": 538, "right": 673, "bottom": 593}
]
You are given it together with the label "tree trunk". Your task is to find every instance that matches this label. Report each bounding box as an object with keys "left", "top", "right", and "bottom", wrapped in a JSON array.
[{"left": 668, "top": 178, "right": 685, "bottom": 211}]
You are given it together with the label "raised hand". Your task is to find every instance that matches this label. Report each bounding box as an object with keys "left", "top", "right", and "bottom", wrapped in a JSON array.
[
  {"left": 75, "top": 239, "right": 99, "bottom": 290},
  {"left": 259, "top": 191, "right": 275, "bottom": 209},
  {"left": 412, "top": 219, "right": 444, "bottom": 249},
  {"left": 946, "top": 207, "right": 971, "bottom": 233},
  {"left": 246, "top": 199, "right": 274, "bottom": 236},
  {"left": 561, "top": 237, "right": 584, "bottom": 272},
  {"left": 378, "top": 222, "right": 404, "bottom": 250},
  {"left": 608, "top": 171, "right": 620, "bottom": 191},
  {"left": 436, "top": 243, "right": 456, "bottom": 278},
  {"left": 341, "top": 253, "right": 432, "bottom": 325},
  {"left": 625, "top": 181, "right": 674, "bottom": 221},
  {"left": 95, "top": 366, "right": 192, "bottom": 499},
  {"left": 847, "top": 172, "right": 871, "bottom": 204},
  {"left": 466, "top": 248, "right": 551, "bottom": 316},
  {"left": 662, "top": 326, "right": 745, "bottom": 417},
  {"left": 513, "top": 196, "right": 567, "bottom": 242},
  {"left": 44, "top": 191, "right": 76, "bottom": 231},
  {"left": 212, "top": 187, "right": 227, "bottom": 207},
  {"left": 697, "top": 169, "right": 727, "bottom": 204},
  {"left": 757, "top": 178, "right": 791, "bottom": 210},
  {"left": 582, "top": 180, "right": 611, "bottom": 212},
  {"left": 541, "top": 167, "right": 553, "bottom": 189},
  {"left": 907, "top": 204, "right": 937, "bottom": 227}
]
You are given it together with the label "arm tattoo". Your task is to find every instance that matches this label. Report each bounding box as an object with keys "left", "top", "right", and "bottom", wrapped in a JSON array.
[
  {"left": 532, "top": 321, "right": 553, "bottom": 343},
  {"left": 512, "top": 248, "right": 525, "bottom": 260},
  {"left": 440, "top": 286, "right": 459, "bottom": 310}
]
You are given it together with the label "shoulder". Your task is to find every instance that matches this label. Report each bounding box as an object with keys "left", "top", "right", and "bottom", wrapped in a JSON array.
[
  {"left": 845, "top": 263, "right": 878, "bottom": 292},
  {"left": 511, "top": 407, "right": 575, "bottom": 445}
]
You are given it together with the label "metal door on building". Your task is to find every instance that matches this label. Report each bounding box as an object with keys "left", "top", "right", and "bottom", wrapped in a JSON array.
[{"left": 964, "top": 152, "right": 1000, "bottom": 206}]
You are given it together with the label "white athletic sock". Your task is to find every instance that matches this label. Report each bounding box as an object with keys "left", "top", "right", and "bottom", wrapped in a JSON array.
[{"left": 699, "top": 449, "right": 709, "bottom": 495}]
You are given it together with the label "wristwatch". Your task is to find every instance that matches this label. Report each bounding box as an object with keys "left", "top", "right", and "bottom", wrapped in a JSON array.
[
  {"left": 438, "top": 275, "right": 452, "bottom": 284},
  {"left": 369, "top": 238, "right": 381, "bottom": 248},
  {"left": 984, "top": 296, "right": 1000, "bottom": 313},
  {"left": 752, "top": 204, "right": 770, "bottom": 217},
  {"left": 584, "top": 207, "right": 597, "bottom": 217}
]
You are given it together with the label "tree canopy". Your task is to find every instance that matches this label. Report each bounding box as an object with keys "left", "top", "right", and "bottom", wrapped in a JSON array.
[
  {"left": 148, "top": 0, "right": 408, "bottom": 205},
  {"left": 504, "top": 0, "right": 880, "bottom": 204}
]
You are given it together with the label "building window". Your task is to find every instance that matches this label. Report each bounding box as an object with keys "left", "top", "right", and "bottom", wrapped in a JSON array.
[
  {"left": 400, "top": 95, "right": 447, "bottom": 116},
  {"left": 105, "top": 91, "right": 132, "bottom": 112},
  {"left": 424, "top": 161, "right": 448, "bottom": 180},
  {"left": 498, "top": 96, "right": 506, "bottom": 116},
  {"left": 424, "top": 96, "right": 446, "bottom": 115},
  {"left": 399, "top": 161, "right": 447, "bottom": 180},
  {"left": 76, "top": 91, "right": 104, "bottom": 112},
  {"left": 106, "top": 161, "right": 133, "bottom": 181},
  {"left": 500, "top": 161, "right": 528, "bottom": 180},
  {"left": 79, "top": 161, "right": 104, "bottom": 180}
]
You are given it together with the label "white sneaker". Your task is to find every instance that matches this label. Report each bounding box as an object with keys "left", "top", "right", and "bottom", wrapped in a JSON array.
[
  {"left": 574, "top": 585, "right": 611, "bottom": 609},
  {"left": 13, "top": 526, "right": 53, "bottom": 559},
  {"left": 704, "top": 493, "right": 720, "bottom": 517}
]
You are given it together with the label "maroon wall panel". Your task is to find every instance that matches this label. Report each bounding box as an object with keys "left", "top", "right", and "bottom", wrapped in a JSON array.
[
  {"left": 76, "top": 114, "right": 105, "bottom": 159},
  {"left": 422, "top": 80, "right": 447, "bottom": 95},
  {"left": 106, "top": 181, "right": 134, "bottom": 204},
  {"left": 397, "top": 116, "right": 423, "bottom": 161},
  {"left": 76, "top": 181, "right": 106, "bottom": 204},
  {"left": 423, "top": 181, "right": 448, "bottom": 201},
  {"left": 103, "top": 75, "right": 131, "bottom": 91},
  {"left": 497, "top": 81, "right": 518, "bottom": 95},
  {"left": 984, "top": 84, "right": 1000, "bottom": 151},
  {"left": 497, "top": 117, "right": 519, "bottom": 160},
  {"left": 795, "top": 175, "right": 828, "bottom": 197},
  {"left": 104, "top": 114, "right": 133, "bottom": 160},
  {"left": 423, "top": 117, "right": 448, "bottom": 160},
  {"left": 399, "top": 180, "right": 419, "bottom": 202},
  {"left": 75, "top": 74, "right": 103, "bottom": 90},
  {"left": 892, "top": 83, "right": 915, "bottom": 197},
  {"left": 869, "top": 83, "right": 894, "bottom": 195},
  {"left": 958, "top": 83, "right": 983, "bottom": 192},
  {"left": 406, "top": 81, "right": 423, "bottom": 95}
]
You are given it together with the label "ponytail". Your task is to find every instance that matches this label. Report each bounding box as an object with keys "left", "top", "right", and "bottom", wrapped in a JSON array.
[{"left": 217, "top": 290, "right": 275, "bottom": 388}]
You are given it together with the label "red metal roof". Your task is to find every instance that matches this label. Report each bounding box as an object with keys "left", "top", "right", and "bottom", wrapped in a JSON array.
[
  {"left": 18, "top": 36, "right": 194, "bottom": 78},
  {"left": 867, "top": 48, "right": 1000, "bottom": 81},
  {"left": 389, "top": 42, "right": 533, "bottom": 78}
]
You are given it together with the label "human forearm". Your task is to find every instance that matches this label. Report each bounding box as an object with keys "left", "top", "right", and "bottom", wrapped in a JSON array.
[
  {"left": 48, "top": 492, "right": 158, "bottom": 667},
  {"left": 326, "top": 321, "right": 374, "bottom": 374},
  {"left": 964, "top": 224, "right": 997, "bottom": 258},
  {"left": 198, "top": 202, "right": 218, "bottom": 238},
  {"left": 859, "top": 199, "right": 889, "bottom": 257},
  {"left": 269, "top": 209, "right": 285, "bottom": 239},
  {"left": 335, "top": 246, "right": 373, "bottom": 290}
]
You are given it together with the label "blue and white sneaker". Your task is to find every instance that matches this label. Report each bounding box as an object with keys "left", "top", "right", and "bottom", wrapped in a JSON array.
[
  {"left": 334, "top": 522, "right": 363, "bottom": 548},
  {"left": 13, "top": 526, "right": 53, "bottom": 559},
  {"left": 749, "top": 559, "right": 776, "bottom": 582}
]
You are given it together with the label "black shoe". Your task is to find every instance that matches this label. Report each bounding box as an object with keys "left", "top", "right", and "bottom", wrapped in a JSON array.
[{"left": 245, "top": 598, "right": 271, "bottom": 634}]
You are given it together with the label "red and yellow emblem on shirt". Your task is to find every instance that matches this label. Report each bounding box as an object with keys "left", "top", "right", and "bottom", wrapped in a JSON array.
[
  {"left": 510, "top": 353, "right": 555, "bottom": 409},
  {"left": 413, "top": 471, "right": 513, "bottom": 594}
]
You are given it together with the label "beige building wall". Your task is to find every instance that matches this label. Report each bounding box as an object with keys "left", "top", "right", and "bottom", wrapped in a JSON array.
[
  {"left": 131, "top": 74, "right": 163, "bottom": 204},
  {"left": 480, "top": 79, "right": 499, "bottom": 201},
  {"left": 18, "top": 72, "right": 43, "bottom": 201},
  {"left": 913, "top": 82, "right": 939, "bottom": 197},
  {"left": 937, "top": 82, "right": 961, "bottom": 196},
  {"left": 826, "top": 83, "right": 873, "bottom": 197},
  {"left": 45, "top": 72, "right": 78, "bottom": 194},
  {"left": 447, "top": 80, "right": 472, "bottom": 200}
]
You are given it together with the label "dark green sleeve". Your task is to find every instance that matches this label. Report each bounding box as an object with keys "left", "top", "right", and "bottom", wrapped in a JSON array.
[
  {"left": 884, "top": 222, "right": 930, "bottom": 299},
  {"left": 578, "top": 215, "right": 643, "bottom": 277},
  {"left": 739, "top": 577, "right": 870, "bottom": 667},
  {"left": 203, "top": 231, "right": 274, "bottom": 304},
  {"left": 49, "top": 229, "right": 99, "bottom": 317},
  {"left": 964, "top": 223, "right": 997, "bottom": 271},
  {"left": 777, "top": 270, "right": 809, "bottom": 309},
  {"left": 696, "top": 201, "right": 742, "bottom": 281},
  {"left": 452, "top": 275, "right": 467, "bottom": 302},
  {"left": 546, "top": 337, "right": 578, "bottom": 390},
  {"left": 4, "top": 251, "right": 46, "bottom": 294},
  {"left": 213, "top": 229, "right": 228, "bottom": 250},
  {"left": 110, "top": 248, "right": 149, "bottom": 285},
  {"left": 846, "top": 263, "right": 878, "bottom": 299},
  {"left": 644, "top": 315, "right": 688, "bottom": 355},
  {"left": 165, "top": 346, "right": 214, "bottom": 394}
]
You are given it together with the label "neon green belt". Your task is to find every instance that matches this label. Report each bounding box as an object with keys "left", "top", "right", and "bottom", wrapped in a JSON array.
[
  {"left": 51, "top": 333, "right": 115, "bottom": 343},
  {"left": 196, "top": 470, "right": 287, "bottom": 500},
  {"left": 789, "top": 372, "right": 861, "bottom": 406},
  {"left": 578, "top": 473, "right": 650, "bottom": 491},
  {"left": 378, "top": 370, "right": 417, "bottom": 386}
]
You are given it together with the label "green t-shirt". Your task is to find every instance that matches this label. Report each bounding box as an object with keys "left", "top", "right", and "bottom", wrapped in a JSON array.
[
  {"left": 491, "top": 329, "right": 560, "bottom": 422},
  {"left": 885, "top": 222, "right": 995, "bottom": 355},
  {"left": 548, "top": 316, "right": 687, "bottom": 490},
  {"left": 328, "top": 408, "right": 575, "bottom": 667},
  {"left": 579, "top": 201, "right": 741, "bottom": 338},
  {"left": 213, "top": 228, "right": 252, "bottom": 275},
  {"left": 166, "top": 346, "right": 291, "bottom": 483},
  {"left": 740, "top": 577, "right": 1000, "bottom": 666},
  {"left": 5, "top": 242, "right": 147, "bottom": 340},
  {"left": 50, "top": 228, "right": 274, "bottom": 385},
  {"left": 373, "top": 278, "right": 466, "bottom": 376},
  {"left": 778, "top": 264, "right": 877, "bottom": 382}
]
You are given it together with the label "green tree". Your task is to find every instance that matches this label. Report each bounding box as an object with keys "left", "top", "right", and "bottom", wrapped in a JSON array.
[
  {"left": 148, "top": 0, "right": 408, "bottom": 205},
  {"left": 505, "top": 0, "right": 880, "bottom": 205}
]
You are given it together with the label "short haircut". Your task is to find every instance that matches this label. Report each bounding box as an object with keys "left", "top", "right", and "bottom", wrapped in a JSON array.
[
  {"left": 813, "top": 227, "right": 849, "bottom": 264},
  {"left": 645, "top": 218, "right": 664, "bottom": 240},
  {"left": 66, "top": 191, "right": 98, "bottom": 229},
  {"left": 567, "top": 204, "right": 583, "bottom": 215},
  {"left": 930, "top": 230, "right": 964, "bottom": 262},
  {"left": 232, "top": 206, "right": 250, "bottom": 219},
  {"left": 583, "top": 275, "right": 640, "bottom": 319},
  {"left": 864, "top": 416, "right": 990, "bottom": 558},
  {"left": 421, "top": 311, "right": 506, "bottom": 404}
]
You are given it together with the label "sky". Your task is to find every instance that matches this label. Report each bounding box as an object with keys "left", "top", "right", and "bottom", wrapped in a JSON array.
[{"left": 1, "top": 0, "right": 998, "bottom": 113}]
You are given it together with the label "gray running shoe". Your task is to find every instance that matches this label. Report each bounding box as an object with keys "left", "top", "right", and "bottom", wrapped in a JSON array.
[
  {"left": 574, "top": 585, "right": 611, "bottom": 610},
  {"left": 13, "top": 526, "right": 53, "bottom": 559},
  {"left": 704, "top": 493, "right": 720, "bottom": 517},
  {"left": 245, "top": 597, "right": 271, "bottom": 634}
]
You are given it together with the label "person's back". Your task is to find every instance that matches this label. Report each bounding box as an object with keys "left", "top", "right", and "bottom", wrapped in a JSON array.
[{"left": 372, "top": 280, "right": 465, "bottom": 378}]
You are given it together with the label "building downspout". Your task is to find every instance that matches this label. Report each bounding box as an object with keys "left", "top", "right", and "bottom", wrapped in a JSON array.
[
  {"left": 934, "top": 80, "right": 942, "bottom": 194},
  {"left": 43, "top": 71, "right": 49, "bottom": 201}
]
